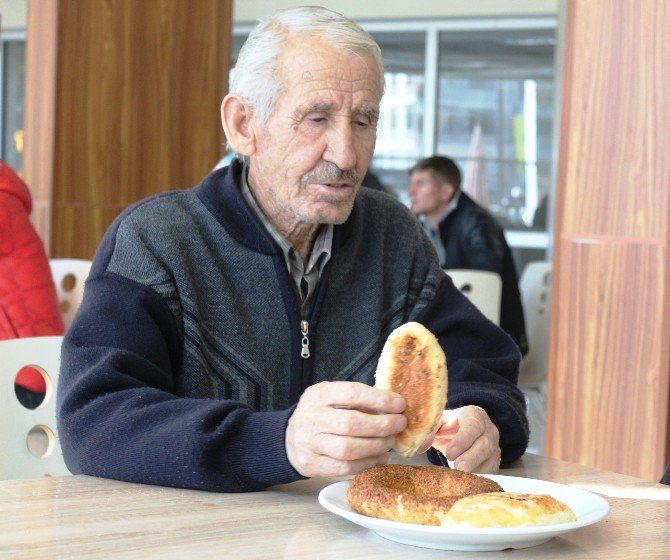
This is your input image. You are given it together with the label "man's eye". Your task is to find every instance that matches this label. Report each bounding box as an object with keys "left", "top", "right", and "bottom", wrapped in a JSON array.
[
  {"left": 306, "top": 114, "right": 327, "bottom": 124},
  {"left": 354, "top": 117, "right": 371, "bottom": 128}
]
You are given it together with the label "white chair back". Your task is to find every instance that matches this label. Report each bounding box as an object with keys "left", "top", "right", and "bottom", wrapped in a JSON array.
[
  {"left": 445, "top": 269, "right": 502, "bottom": 325},
  {"left": 0, "top": 336, "right": 70, "bottom": 479},
  {"left": 518, "top": 261, "right": 552, "bottom": 386},
  {"left": 49, "top": 258, "right": 92, "bottom": 329},
  {"left": 517, "top": 260, "right": 552, "bottom": 454}
]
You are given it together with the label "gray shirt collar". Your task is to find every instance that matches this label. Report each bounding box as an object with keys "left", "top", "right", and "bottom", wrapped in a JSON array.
[{"left": 240, "top": 163, "right": 333, "bottom": 306}]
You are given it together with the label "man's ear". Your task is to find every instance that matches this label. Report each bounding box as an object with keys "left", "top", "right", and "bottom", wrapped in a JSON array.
[
  {"left": 221, "top": 94, "right": 255, "bottom": 156},
  {"left": 440, "top": 182, "right": 456, "bottom": 204}
]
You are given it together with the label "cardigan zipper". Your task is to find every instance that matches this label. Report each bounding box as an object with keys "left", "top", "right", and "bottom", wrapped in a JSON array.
[{"left": 300, "top": 319, "right": 310, "bottom": 358}]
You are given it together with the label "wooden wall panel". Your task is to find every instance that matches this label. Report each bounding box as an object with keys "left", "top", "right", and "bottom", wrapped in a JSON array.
[
  {"left": 550, "top": 242, "right": 667, "bottom": 476},
  {"left": 546, "top": 0, "right": 670, "bottom": 481},
  {"left": 51, "top": 205, "right": 128, "bottom": 259},
  {"left": 23, "top": 0, "right": 58, "bottom": 254},
  {"left": 558, "top": 3, "right": 670, "bottom": 240},
  {"left": 25, "top": 0, "right": 233, "bottom": 258}
]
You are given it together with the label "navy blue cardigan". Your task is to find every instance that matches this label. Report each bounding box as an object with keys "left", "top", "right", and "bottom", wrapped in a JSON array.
[{"left": 56, "top": 161, "right": 528, "bottom": 492}]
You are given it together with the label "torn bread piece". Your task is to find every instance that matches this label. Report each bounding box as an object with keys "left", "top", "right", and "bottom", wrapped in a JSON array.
[{"left": 375, "top": 322, "right": 447, "bottom": 458}]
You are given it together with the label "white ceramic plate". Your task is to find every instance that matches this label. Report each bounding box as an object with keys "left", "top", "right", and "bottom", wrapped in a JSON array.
[{"left": 318, "top": 474, "right": 609, "bottom": 551}]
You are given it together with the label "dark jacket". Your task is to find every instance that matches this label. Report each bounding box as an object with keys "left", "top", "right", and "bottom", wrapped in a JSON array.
[
  {"left": 439, "top": 192, "right": 528, "bottom": 356},
  {"left": 57, "top": 161, "right": 528, "bottom": 492}
]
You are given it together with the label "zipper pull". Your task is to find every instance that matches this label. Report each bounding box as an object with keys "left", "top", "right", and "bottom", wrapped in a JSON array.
[{"left": 300, "top": 320, "right": 310, "bottom": 359}]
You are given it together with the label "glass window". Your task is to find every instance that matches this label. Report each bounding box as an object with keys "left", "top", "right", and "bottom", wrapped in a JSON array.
[
  {"left": 1, "top": 40, "right": 26, "bottom": 171},
  {"left": 436, "top": 27, "right": 556, "bottom": 229},
  {"left": 368, "top": 31, "right": 425, "bottom": 201}
]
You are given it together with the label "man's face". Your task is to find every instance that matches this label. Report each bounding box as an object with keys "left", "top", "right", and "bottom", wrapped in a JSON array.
[
  {"left": 408, "top": 169, "right": 451, "bottom": 216},
  {"left": 247, "top": 35, "right": 381, "bottom": 228}
]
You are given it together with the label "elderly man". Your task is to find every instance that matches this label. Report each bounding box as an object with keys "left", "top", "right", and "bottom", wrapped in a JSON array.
[{"left": 57, "top": 7, "right": 528, "bottom": 493}]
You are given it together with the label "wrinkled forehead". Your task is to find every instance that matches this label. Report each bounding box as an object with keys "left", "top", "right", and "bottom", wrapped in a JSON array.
[{"left": 275, "top": 34, "right": 384, "bottom": 102}]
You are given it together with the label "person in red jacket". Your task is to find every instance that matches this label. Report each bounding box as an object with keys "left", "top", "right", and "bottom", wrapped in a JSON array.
[{"left": 0, "top": 161, "right": 64, "bottom": 408}]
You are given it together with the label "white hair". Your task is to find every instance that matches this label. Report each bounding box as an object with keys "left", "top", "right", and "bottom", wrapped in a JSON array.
[{"left": 231, "top": 6, "right": 385, "bottom": 124}]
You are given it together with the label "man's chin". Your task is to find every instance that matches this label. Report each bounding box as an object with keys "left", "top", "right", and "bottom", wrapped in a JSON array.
[
  {"left": 317, "top": 209, "right": 353, "bottom": 226},
  {"left": 302, "top": 201, "right": 355, "bottom": 225}
]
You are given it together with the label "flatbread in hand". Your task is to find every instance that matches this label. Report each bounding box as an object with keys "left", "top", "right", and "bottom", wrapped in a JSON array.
[{"left": 375, "top": 322, "right": 447, "bottom": 458}]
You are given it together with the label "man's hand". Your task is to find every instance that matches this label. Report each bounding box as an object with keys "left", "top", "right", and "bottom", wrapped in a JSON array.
[
  {"left": 419, "top": 406, "right": 501, "bottom": 473},
  {"left": 286, "top": 381, "right": 407, "bottom": 478}
]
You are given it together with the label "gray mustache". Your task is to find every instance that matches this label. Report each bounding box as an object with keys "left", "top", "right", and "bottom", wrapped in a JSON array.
[{"left": 301, "top": 163, "right": 360, "bottom": 186}]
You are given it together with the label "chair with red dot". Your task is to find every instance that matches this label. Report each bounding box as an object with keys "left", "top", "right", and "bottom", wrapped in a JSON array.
[{"left": 0, "top": 336, "right": 70, "bottom": 479}]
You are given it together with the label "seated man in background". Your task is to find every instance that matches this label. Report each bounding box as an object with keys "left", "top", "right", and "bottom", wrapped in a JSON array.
[
  {"left": 0, "top": 161, "right": 64, "bottom": 408},
  {"left": 57, "top": 6, "right": 528, "bottom": 493},
  {"left": 409, "top": 156, "right": 528, "bottom": 357}
]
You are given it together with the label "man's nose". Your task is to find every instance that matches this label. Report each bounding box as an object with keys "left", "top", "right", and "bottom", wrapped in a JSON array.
[{"left": 324, "top": 121, "right": 357, "bottom": 171}]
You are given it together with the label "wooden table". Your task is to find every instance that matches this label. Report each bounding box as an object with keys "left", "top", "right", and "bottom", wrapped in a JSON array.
[{"left": 0, "top": 453, "right": 668, "bottom": 559}]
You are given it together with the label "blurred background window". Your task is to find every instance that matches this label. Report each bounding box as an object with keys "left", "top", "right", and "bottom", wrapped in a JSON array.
[
  {"left": 367, "top": 31, "right": 426, "bottom": 200},
  {"left": 435, "top": 27, "right": 556, "bottom": 232},
  {"left": 0, "top": 30, "right": 26, "bottom": 171}
]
